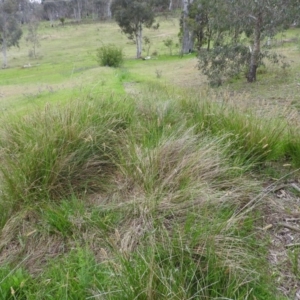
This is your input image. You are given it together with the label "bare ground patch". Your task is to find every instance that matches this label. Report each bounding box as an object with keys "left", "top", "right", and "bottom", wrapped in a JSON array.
[{"left": 260, "top": 176, "right": 300, "bottom": 299}]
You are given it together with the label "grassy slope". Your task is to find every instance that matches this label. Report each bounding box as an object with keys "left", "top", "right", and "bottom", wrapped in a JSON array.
[{"left": 1, "top": 17, "right": 300, "bottom": 299}]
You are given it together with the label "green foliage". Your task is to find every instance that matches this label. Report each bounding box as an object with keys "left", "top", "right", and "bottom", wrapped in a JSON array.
[
  {"left": 96, "top": 44, "right": 124, "bottom": 67},
  {"left": 194, "top": 0, "right": 298, "bottom": 84},
  {"left": 111, "top": 0, "right": 168, "bottom": 57},
  {"left": 26, "top": 19, "right": 40, "bottom": 59},
  {"left": 0, "top": 267, "right": 31, "bottom": 300},
  {"left": 1, "top": 17, "right": 300, "bottom": 300},
  {"left": 111, "top": 0, "right": 157, "bottom": 37},
  {"left": 198, "top": 38, "right": 290, "bottom": 86},
  {"left": 163, "top": 38, "right": 174, "bottom": 55},
  {"left": 182, "top": 0, "right": 211, "bottom": 51},
  {"left": 59, "top": 17, "right": 65, "bottom": 26},
  {"left": 0, "top": 0, "right": 23, "bottom": 67},
  {"left": 2, "top": 24, "right": 300, "bottom": 296},
  {"left": 198, "top": 43, "right": 250, "bottom": 86},
  {"left": 143, "top": 35, "right": 151, "bottom": 56}
]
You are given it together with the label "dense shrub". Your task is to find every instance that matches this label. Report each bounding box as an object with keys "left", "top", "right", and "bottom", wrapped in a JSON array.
[{"left": 96, "top": 44, "right": 124, "bottom": 67}]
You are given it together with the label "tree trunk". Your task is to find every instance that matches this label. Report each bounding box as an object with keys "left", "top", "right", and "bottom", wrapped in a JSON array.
[
  {"left": 169, "top": 0, "right": 173, "bottom": 11},
  {"left": 247, "top": 13, "right": 262, "bottom": 82},
  {"left": 181, "top": 0, "right": 194, "bottom": 54},
  {"left": 48, "top": 12, "right": 54, "bottom": 26},
  {"left": 73, "top": 7, "right": 77, "bottom": 20},
  {"left": 77, "top": 0, "right": 82, "bottom": 21},
  {"left": 135, "top": 23, "right": 143, "bottom": 58},
  {"left": 107, "top": 0, "right": 112, "bottom": 19},
  {"left": 2, "top": 38, "right": 7, "bottom": 68}
]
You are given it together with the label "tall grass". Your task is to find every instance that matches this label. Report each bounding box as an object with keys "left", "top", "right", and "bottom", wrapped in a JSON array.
[
  {"left": 0, "top": 85, "right": 298, "bottom": 299},
  {"left": 176, "top": 93, "right": 288, "bottom": 166},
  {"left": 0, "top": 97, "right": 134, "bottom": 224},
  {"left": 0, "top": 218, "right": 274, "bottom": 299},
  {"left": 284, "top": 125, "right": 300, "bottom": 167}
]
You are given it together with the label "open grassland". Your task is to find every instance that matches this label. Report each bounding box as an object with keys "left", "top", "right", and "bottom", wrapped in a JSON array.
[
  {"left": 1, "top": 17, "right": 300, "bottom": 299},
  {"left": 0, "top": 17, "right": 198, "bottom": 111}
]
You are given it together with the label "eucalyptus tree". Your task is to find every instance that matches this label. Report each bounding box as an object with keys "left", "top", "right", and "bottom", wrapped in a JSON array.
[
  {"left": 197, "top": 0, "right": 300, "bottom": 85},
  {"left": 180, "top": 0, "right": 194, "bottom": 54},
  {"left": 0, "top": 0, "right": 22, "bottom": 68},
  {"left": 106, "top": 0, "right": 112, "bottom": 18},
  {"left": 190, "top": 0, "right": 231, "bottom": 50},
  {"left": 228, "top": 0, "right": 300, "bottom": 82},
  {"left": 180, "top": 0, "right": 230, "bottom": 54},
  {"left": 26, "top": 17, "right": 40, "bottom": 58},
  {"left": 111, "top": 0, "right": 168, "bottom": 58}
]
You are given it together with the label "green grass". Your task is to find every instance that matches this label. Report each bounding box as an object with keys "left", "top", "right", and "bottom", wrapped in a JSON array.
[
  {"left": 0, "top": 18, "right": 194, "bottom": 113},
  {"left": 0, "top": 97, "right": 134, "bottom": 219}
]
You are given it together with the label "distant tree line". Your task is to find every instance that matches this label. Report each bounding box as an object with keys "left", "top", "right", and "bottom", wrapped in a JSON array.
[
  {"left": 13, "top": 0, "right": 183, "bottom": 25},
  {"left": 2, "top": 0, "right": 300, "bottom": 84},
  {"left": 41, "top": 0, "right": 112, "bottom": 23}
]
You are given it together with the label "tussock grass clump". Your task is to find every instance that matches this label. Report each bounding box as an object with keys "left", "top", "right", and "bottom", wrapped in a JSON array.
[
  {"left": 159, "top": 85, "right": 300, "bottom": 165},
  {"left": 0, "top": 98, "right": 133, "bottom": 223},
  {"left": 177, "top": 96, "right": 287, "bottom": 166},
  {"left": 93, "top": 224, "right": 273, "bottom": 299},
  {"left": 118, "top": 128, "right": 250, "bottom": 198},
  {"left": 284, "top": 126, "right": 300, "bottom": 167},
  {"left": 134, "top": 83, "right": 288, "bottom": 167},
  {"left": 100, "top": 127, "right": 271, "bottom": 298}
]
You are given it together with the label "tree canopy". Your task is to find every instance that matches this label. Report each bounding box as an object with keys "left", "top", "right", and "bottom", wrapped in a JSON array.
[
  {"left": 111, "top": 0, "right": 168, "bottom": 58},
  {"left": 191, "top": 0, "right": 300, "bottom": 85},
  {"left": 0, "top": 0, "right": 23, "bottom": 68}
]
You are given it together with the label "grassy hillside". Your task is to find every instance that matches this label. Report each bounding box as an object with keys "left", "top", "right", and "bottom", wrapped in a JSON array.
[{"left": 1, "top": 17, "right": 300, "bottom": 299}]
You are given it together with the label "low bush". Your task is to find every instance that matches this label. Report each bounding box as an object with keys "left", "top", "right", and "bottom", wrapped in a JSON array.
[{"left": 96, "top": 44, "right": 124, "bottom": 67}]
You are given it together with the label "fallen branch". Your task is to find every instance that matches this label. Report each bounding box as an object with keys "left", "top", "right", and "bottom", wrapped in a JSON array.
[
  {"left": 286, "top": 243, "right": 300, "bottom": 248},
  {"left": 278, "top": 222, "right": 300, "bottom": 233}
]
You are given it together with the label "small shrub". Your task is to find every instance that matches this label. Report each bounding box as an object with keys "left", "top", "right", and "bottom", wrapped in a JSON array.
[
  {"left": 256, "top": 66, "right": 267, "bottom": 75},
  {"left": 152, "top": 23, "right": 160, "bottom": 30},
  {"left": 59, "top": 17, "right": 65, "bottom": 26},
  {"left": 143, "top": 36, "right": 151, "bottom": 56},
  {"left": 155, "top": 69, "right": 162, "bottom": 78},
  {"left": 163, "top": 38, "right": 174, "bottom": 55},
  {"left": 152, "top": 50, "right": 158, "bottom": 56},
  {"left": 96, "top": 44, "right": 124, "bottom": 68}
]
